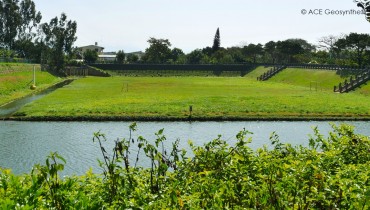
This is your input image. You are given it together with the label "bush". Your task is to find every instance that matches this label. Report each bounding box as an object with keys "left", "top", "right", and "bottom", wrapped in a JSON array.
[
  {"left": 83, "top": 49, "right": 98, "bottom": 64},
  {"left": 0, "top": 123, "right": 369, "bottom": 209}
]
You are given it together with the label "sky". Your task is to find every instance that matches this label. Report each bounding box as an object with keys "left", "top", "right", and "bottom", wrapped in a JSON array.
[{"left": 33, "top": 0, "right": 370, "bottom": 53}]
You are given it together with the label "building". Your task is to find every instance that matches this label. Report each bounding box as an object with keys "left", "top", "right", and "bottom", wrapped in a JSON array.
[
  {"left": 77, "top": 42, "right": 104, "bottom": 55},
  {"left": 126, "top": 51, "right": 144, "bottom": 60},
  {"left": 77, "top": 42, "right": 145, "bottom": 63},
  {"left": 98, "top": 52, "right": 117, "bottom": 63}
]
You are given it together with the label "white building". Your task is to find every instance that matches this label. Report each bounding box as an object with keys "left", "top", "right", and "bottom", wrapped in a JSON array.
[{"left": 77, "top": 42, "right": 104, "bottom": 55}]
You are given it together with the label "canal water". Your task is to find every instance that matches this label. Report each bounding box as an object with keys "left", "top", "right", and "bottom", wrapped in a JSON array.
[
  {"left": 0, "top": 121, "right": 369, "bottom": 176},
  {"left": 0, "top": 80, "right": 72, "bottom": 119}
]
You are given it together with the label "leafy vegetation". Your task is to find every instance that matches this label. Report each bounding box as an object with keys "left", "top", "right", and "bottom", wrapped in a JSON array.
[
  {"left": 14, "top": 71, "right": 370, "bottom": 120},
  {"left": 0, "top": 0, "right": 77, "bottom": 69},
  {"left": 0, "top": 123, "right": 369, "bottom": 209},
  {"left": 41, "top": 13, "right": 77, "bottom": 71},
  {"left": 116, "top": 50, "right": 125, "bottom": 64},
  {"left": 82, "top": 49, "right": 98, "bottom": 64}
]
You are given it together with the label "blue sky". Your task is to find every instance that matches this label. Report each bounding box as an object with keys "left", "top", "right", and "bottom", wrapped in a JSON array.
[{"left": 33, "top": 0, "right": 369, "bottom": 53}]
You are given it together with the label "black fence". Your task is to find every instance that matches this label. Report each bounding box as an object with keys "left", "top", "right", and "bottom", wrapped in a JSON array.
[
  {"left": 91, "top": 63, "right": 368, "bottom": 72},
  {"left": 287, "top": 64, "right": 366, "bottom": 72},
  {"left": 90, "top": 64, "right": 258, "bottom": 76},
  {"left": 41, "top": 65, "right": 110, "bottom": 77},
  {"left": 91, "top": 64, "right": 256, "bottom": 71}
]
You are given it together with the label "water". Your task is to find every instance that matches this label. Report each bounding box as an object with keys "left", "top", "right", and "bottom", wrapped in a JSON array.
[
  {"left": 0, "top": 121, "right": 369, "bottom": 176},
  {"left": 0, "top": 80, "right": 72, "bottom": 118}
]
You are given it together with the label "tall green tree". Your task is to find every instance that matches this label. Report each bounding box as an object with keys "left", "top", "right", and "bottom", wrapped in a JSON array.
[
  {"left": 41, "top": 13, "right": 77, "bottom": 71},
  {"left": 0, "top": 0, "right": 22, "bottom": 49},
  {"left": 226, "top": 47, "right": 245, "bottom": 63},
  {"left": 143, "top": 37, "right": 171, "bottom": 63},
  {"left": 264, "top": 41, "right": 278, "bottom": 64},
  {"left": 83, "top": 49, "right": 98, "bottom": 63},
  {"left": 276, "top": 40, "right": 304, "bottom": 63},
  {"left": 14, "top": 0, "right": 41, "bottom": 59},
  {"left": 170, "top": 47, "right": 184, "bottom": 63},
  {"left": 18, "top": 0, "right": 41, "bottom": 40},
  {"left": 116, "top": 50, "right": 125, "bottom": 64},
  {"left": 126, "top": 53, "right": 139, "bottom": 63},
  {"left": 343, "top": 33, "right": 370, "bottom": 67},
  {"left": 186, "top": 49, "right": 205, "bottom": 64},
  {"left": 243, "top": 43, "right": 263, "bottom": 63},
  {"left": 0, "top": 0, "right": 41, "bottom": 62},
  {"left": 212, "top": 27, "right": 220, "bottom": 53}
]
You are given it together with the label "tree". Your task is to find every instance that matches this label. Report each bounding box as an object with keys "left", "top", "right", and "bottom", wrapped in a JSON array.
[
  {"left": 264, "top": 41, "right": 278, "bottom": 64},
  {"left": 0, "top": 0, "right": 22, "bottom": 49},
  {"left": 15, "top": 0, "right": 41, "bottom": 58},
  {"left": 212, "top": 27, "right": 220, "bottom": 53},
  {"left": 243, "top": 43, "right": 263, "bottom": 63},
  {"left": 18, "top": 0, "right": 41, "bottom": 40},
  {"left": 286, "top": 38, "right": 316, "bottom": 52},
  {"left": 143, "top": 37, "right": 171, "bottom": 63},
  {"left": 41, "top": 13, "right": 77, "bottom": 71},
  {"left": 333, "top": 38, "right": 347, "bottom": 57},
  {"left": 343, "top": 33, "right": 370, "bottom": 67},
  {"left": 116, "top": 50, "right": 125, "bottom": 64},
  {"left": 83, "top": 49, "right": 98, "bottom": 63},
  {"left": 226, "top": 47, "right": 245, "bottom": 63},
  {"left": 170, "top": 47, "right": 184, "bottom": 62},
  {"left": 186, "top": 49, "right": 205, "bottom": 64},
  {"left": 276, "top": 40, "right": 305, "bottom": 63},
  {"left": 126, "top": 53, "right": 139, "bottom": 63},
  {"left": 312, "top": 50, "right": 330, "bottom": 64},
  {"left": 318, "top": 35, "right": 341, "bottom": 53}
]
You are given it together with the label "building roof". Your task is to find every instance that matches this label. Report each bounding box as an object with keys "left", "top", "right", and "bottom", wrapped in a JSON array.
[
  {"left": 98, "top": 54, "right": 116, "bottom": 58},
  {"left": 78, "top": 45, "right": 104, "bottom": 50}
]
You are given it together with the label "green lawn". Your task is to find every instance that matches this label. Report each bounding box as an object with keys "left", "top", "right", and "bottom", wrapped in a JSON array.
[
  {"left": 0, "top": 63, "right": 62, "bottom": 106},
  {"left": 269, "top": 68, "right": 352, "bottom": 91},
  {"left": 15, "top": 75, "right": 370, "bottom": 120},
  {"left": 244, "top": 66, "right": 271, "bottom": 79},
  {"left": 356, "top": 83, "right": 370, "bottom": 96}
]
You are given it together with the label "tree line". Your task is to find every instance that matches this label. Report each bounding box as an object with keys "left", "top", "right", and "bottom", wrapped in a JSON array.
[
  {"left": 0, "top": 0, "right": 77, "bottom": 72},
  {"left": 140, "top": 30, "right": 370, "bottom": 68},
  {"left": 2, "top": 2, "right": 370, "bottom": 70}
]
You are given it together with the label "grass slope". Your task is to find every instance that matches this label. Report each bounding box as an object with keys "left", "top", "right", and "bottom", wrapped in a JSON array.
[
  {"left": 356, "top": 82, "right": 370, "bottom": 96},
  {"left": 268, "top": 68, "right": 351, "bottom": 91},
  {"left": 244, "top": 66, "right": 271, "bottom": 79},
  {"left": 0, "top": 63, "right": 62, "bottom": 106},
  {"left": 16, "top": 76, "right": 370, "bottom": 120}
]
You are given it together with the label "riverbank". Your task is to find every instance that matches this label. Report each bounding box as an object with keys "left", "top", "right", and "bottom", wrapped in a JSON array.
[
  {"left": 5, "top": 113, "right": 370, "bottom": 122},
  {"left": 0, "top": 63, "right": 63, "bottom": 106},
  {"left": 0, "top": 79, "right": 73, "bottom": 108},
  {"left": 7, "top": 76, "right": 370, "bottom": 121}
]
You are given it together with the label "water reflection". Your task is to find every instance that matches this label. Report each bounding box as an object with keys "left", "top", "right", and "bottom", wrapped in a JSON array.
[{"left": 0, "top": 121, "right": 369, "bottom": 175}]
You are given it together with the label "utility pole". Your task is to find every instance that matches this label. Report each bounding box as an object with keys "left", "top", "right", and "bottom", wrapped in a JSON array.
[{"left": 30, "top": 65, "right": 37, "bottom": 90}]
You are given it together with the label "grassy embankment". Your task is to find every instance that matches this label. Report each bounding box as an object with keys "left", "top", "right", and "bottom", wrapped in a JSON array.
[
  {"left": 0, "top": 63, "right": 62, "bottom": 106},
  {"left": 13, "top": 67, "right": 370, "bottom": 120}
]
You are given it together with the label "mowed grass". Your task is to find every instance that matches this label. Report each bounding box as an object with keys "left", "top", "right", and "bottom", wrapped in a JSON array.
[
  {"left": 0, "top": 64, "right": 62, "bottom": 106},
  {"left": 356, "top": 82, "right": 370, "bottom": 96},
  {"left": 16, "top": 75, "right": 370, "bottom": 120},
  {"left": 244, "top": 66, "right": 271, "bottom": 79},
  {"left": 268, "top": 68, "right": 351, "bottom": 91}
]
